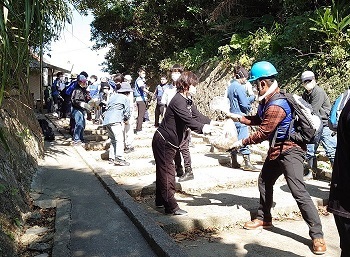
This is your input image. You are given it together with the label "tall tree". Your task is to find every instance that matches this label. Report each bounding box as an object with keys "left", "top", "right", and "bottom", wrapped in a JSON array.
[{"left": 86, "top": 0, "right": 219, "bottom": 75}]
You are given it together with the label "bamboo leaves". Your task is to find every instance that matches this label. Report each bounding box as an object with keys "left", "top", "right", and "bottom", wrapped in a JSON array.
[
  {"left": 310, "top": 0, "right": 350, "bottom": 44},
  {"left": 0, "top": 0, "right": 71, "bottom": 108}
]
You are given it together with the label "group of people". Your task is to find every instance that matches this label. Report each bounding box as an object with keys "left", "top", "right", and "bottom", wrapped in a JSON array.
[
  {"left": 48, "top": 60, "right": 349, "bottom": 256},
  {"left": 44, "top": 72, "right": 71, "bottom": 118},
  {"left": 151, "top": 61, "right": 349, "bottom": 256},
  {"left": 68, "top": 72, "right": 137, "bottom": 165}
]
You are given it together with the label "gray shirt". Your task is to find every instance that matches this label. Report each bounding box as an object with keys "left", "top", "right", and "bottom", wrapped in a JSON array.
[{"left": 302, "top": 85, "right": 331, "bottom": 126}]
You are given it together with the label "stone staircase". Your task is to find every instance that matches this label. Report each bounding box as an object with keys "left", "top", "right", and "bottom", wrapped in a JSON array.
[{"left": 78, "top": 119, "right": 331, "bottom": 234}]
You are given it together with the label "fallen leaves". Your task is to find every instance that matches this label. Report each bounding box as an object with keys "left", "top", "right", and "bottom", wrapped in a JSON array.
[{"left": 170, "top": 227, "right": 221, "bottom": 243}]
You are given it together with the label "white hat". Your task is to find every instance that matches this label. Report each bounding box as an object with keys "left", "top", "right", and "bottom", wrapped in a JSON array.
[
  {"left": 301, "top": 71, "right": 315, "bottom": 82},
  {"left": 117, "top": 82, "right": 133, "bottom": 93},
  {"left": 124, "top": 75, "right": 132, "bottom": 81}
]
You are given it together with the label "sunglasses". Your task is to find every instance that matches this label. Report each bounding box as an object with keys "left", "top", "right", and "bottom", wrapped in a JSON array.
[{"left": 303, "top": 80, "right": 312, "bottom": 84}]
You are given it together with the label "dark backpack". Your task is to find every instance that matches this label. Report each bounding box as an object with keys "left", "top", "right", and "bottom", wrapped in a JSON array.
[
  {"left": 268, "top": 90, "right": 323, "bottom": 146},
  {"left": 328, "top": 89, "right": 350, "bottom": 131},
  {"left": 38, "top": 119, "right": 55, "bottom": 141}
]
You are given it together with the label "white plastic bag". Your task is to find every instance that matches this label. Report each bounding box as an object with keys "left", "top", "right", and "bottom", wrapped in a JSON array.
[
  {"left": 210, "top": 96, "right": 230, "bottom": 114},
  {"left": 209, "top": 119, "right": 238, "bottom": 151}
]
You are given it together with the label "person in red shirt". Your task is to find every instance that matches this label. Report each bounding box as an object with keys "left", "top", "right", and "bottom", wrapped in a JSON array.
[{"left": 228, "top": 61, "right": 326, "bottom": 255}]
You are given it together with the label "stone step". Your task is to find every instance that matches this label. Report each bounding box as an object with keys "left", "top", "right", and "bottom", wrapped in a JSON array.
[
  {"left": 84, "top": 135, "right": 210, "bottom": 151},
  {"left": 138, "top": 180, "right": 330, "bottom": 233},
  {"left": 91, "top": 150, "right": 262, "bottom": 178},
  {"left": 114, "top": 168, "right": 263, "bottom": 197},
  {"left": 104, "top": 154, "right": 261, "bottom": 196},
  {"left": 84, "top": 134, "right": 109, "bottom": 141},
  {"left": 84, "top": 128, "right": 107, "bottom": 135},
  {"left": 92, "top": 143, "right": 217, "bottom": 161}
]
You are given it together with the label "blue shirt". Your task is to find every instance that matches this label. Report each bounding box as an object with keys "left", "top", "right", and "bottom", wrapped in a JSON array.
[
  {"left": 88, "top": 82, "right": 100, "bottom": 98},
  {"left": 155, "top": 84, "right": 167, "bottom": 104},
  {"left": 227, "top": 79, "right": 251, "bottom": 115}
]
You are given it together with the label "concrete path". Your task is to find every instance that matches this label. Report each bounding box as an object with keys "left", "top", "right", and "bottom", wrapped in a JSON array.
[
  {"left": 179, "top": 215, "right": 340, "bottom": 257},
  {"left": 31, "top": 135, "right": 159, "bottom": 257}
]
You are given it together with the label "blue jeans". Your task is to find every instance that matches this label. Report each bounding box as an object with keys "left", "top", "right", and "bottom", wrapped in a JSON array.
[
  {"left": 306, "top": 126, "right": 337, "bottom": 164},
  {"left": 234, "top": 121, "right": 250, "bottom": 155},
  {"left": 72, "top": 108, "right": 85, "bottom": 142}
]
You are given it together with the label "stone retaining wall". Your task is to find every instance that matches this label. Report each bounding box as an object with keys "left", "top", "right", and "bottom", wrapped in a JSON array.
[{"left": 0, "top": 97, "right": 43, "bottom": 256}]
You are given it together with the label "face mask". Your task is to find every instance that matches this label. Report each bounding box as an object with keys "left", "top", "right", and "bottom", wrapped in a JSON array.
[
  {"left": 304, "top": 80, "right": 316, "bottom": 91},
  {"left": 90, "top": 79, "right": 96, "bottom": 83},
  {"left": 140, "top": 73, "right": 146, "bottom": 79},
  {"left": 257, "top": 80, "right": 278, "bottom": 102},
  {"left": 103, "top": 89, "right": 109, "bottom": 93},
  {"left": 171, "top": 73, "right": 181, "bottom": 82},
  {"left": 79, "top": 82, "right": 87, "bottom": 88},
  {"left": 188, "top": 85, "right": 197, "bottom": 96},
  {"left": 59, "top": 76, "right": 64, "bottom": 81}
]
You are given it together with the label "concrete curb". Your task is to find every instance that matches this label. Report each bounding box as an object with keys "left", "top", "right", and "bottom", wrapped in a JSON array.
[
  {"left": 52, "top": 199, "right": 72, "bottom": 257},
  {"left": 31, "top": 198, "right": 72, "bottom": 257},
  {"left": 46, "top": 115, "right": 188, "bottom": 257},
  {"left": 75, "top": 147, "right": 188, "bottom": 257}
]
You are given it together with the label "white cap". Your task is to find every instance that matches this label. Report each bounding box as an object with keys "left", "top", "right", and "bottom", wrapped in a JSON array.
[
  {"left": 301, "top": 71, "right": 315, "bottom": 82},
  {"left": 124, "top": 75, "right": 132, "bottom": 81}
]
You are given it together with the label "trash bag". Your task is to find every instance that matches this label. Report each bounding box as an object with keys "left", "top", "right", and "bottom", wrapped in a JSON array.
[
  {"left": 208, "top": 118, "right": 238, "bottom": 151},
  {"left": 210, "top": 96, "right": 230, "bottom": 114}
]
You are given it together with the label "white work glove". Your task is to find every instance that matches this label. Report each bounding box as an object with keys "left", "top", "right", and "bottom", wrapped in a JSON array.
[
  {"left": 229, "top": 139, "right": 244, "bottom": 150},
  {"left": 80, "top": 102, "right": 92, "bottom": 111},
  {"left": 210, "top": 120, "right": 224, "bottom": 127},
  {"left": 202, "top": 124, "right": 213, "bottom": 134},
  {"left": 226, "top": 113, "right": 242, "bottom": 122}
]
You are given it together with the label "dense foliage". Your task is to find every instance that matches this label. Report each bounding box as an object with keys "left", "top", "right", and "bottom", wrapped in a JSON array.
[{"left": 80, "top": 0, "right": 350, "bottom": 99}]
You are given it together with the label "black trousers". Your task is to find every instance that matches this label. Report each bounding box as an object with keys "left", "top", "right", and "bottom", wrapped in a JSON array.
[
  {"left": 152, "top": 131, "right": 179, "bottom": 213},
  {"left": 136, "top": 101, "right": 146, "bottom": 131},
  {"left": 154, "top": 103, "right": 164, "bottom": 126},
  {"left": 257, "top": 147, "right": 323, "bottom": 239},
  {"left": 174, "top": 129, "right": 192, "bottom": 171},
  {"left": 334, "top": 214, "right": 350, "bottom": 257}
]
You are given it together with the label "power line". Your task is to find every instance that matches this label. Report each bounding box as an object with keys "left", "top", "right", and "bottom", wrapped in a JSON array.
[
  {"left": 50, "top": 46, "right": 93, "bottom": 55},
  {"left": 63, "top": 27, "right": 92, "bottom": 48}
]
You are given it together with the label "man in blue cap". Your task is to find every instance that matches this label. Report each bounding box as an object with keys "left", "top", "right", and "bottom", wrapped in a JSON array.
[{"left": 71, "top": 74, "right": 91, "bottom": 146}]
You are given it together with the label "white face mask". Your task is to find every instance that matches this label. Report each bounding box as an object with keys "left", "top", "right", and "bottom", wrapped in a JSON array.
[
  {"left": 257, "top": 80, "right": 278, "bottom": 102},
  {"left": 79, "top": 81, "right": 87, "bottom": 88},
  {"left": 303, "top": 80, "right": 316, "bottom": 91},
  {"left": 188, "top": 85, "right": 197, "bottom": 96},
  {"left": 90, "top": 79, "right": 96, "bottom": 83},
  {"left": 59, "top": 76, "right": 64, "bottom": 81},
  {"left": 103, "top": 89, "right": 109, "bottom": 93},
  {"left": 171, "top": 73, "right": 181, "bottom": 82}
]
